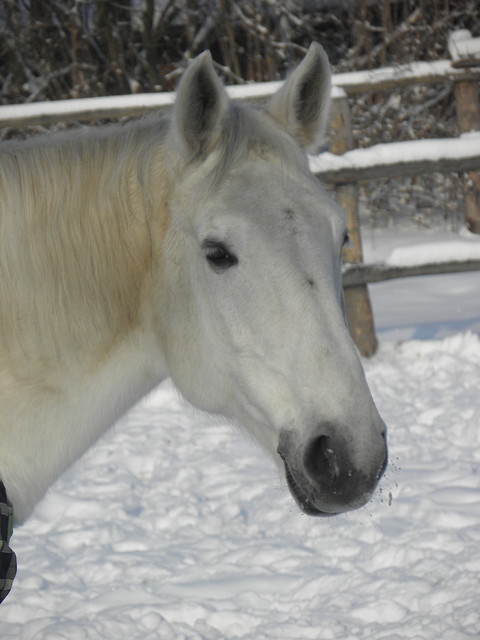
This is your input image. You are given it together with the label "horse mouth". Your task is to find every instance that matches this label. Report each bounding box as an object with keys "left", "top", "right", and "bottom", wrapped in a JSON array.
[
  {"left": 277, "top": 429, "right": 387, "bottom": 517},
  {"left": 283, "top": 461, "right": 337, "bottom": 517}
]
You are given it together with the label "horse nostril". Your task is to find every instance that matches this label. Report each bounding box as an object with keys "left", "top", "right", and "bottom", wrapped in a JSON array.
[{"left": 304, "top": 435, "right": 341, "bottom": 483}]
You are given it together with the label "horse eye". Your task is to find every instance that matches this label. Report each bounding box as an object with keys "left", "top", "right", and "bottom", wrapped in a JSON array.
[{"left": 203, "top": 240, "right": 238, "bottom": 272}]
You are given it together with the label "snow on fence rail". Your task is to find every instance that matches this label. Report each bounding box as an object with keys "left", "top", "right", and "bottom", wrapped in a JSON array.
[
  {"left": 310, "top": 133, "right": 480, "bottom": 184},
  {"left": 342, "top": 259, "right": 480, "bottom": 288}
]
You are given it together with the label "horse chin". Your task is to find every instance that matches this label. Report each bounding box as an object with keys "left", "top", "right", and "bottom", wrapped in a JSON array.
[{"left": 282, "top": 460, "right": 340, "bottom": 517}]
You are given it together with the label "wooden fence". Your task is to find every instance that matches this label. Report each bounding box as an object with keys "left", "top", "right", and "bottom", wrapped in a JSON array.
[
  {"left": 328, "top": 29, "right": 480, "bottom": 355},
  {"left": 1, "top": 30, "right": 480, "bottom": 356}
]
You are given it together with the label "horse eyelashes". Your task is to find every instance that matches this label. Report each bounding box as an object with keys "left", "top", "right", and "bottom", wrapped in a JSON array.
[{"left": 202, "top": 240, "right": 239, "bottom": 272}]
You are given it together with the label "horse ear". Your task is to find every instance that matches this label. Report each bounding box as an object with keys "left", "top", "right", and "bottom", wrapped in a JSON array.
[
  {"left": 266, "top": 42, "right": 331, "bottom": 152},
  {"left": 171, "top": 51, "right": 229, "bottom": 161}
]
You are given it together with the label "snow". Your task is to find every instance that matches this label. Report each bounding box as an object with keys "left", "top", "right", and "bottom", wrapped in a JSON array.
[
  {"left": 309, "top": 131, "right": 480, "bottom": 176},
  {"left": 2, "top": 226, "right": 480, "bottom": 638},
  {"left": 332, "top": 58, "right": 468, "bottom": 90},
  {"left": 448, "top": 30, "right": 480, "bottom": 62},
  {"left": 387, "top": 238, "right": 480, "bottom": 267},
  {"left": 0, "top": 92, "right": 176, "bottom": 125}
]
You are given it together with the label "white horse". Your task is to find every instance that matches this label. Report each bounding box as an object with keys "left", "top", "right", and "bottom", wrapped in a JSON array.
[{"left": 0, "top": 44, "right": 387, "bottom": 533}]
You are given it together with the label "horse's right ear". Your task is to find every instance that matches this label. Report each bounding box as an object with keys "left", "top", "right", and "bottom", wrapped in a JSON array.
[
  {"left": 170, "top": 52, "right": 229, "bottom": 161},
  {"left": 266, "top": 43, "right": 331, "bottom": 152}
]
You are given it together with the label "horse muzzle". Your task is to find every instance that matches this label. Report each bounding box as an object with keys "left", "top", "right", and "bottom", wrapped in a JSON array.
[{"left": 277, "top": 424, "right": 388, "bottom": 516}]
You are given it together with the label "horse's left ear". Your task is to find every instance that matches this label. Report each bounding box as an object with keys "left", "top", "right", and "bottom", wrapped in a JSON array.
[
  {"left": 266, "top": 43, "right": 331, "bottom": 152},
  {"left": 171, "top": 51, "right": 229, "bottom": 161}
]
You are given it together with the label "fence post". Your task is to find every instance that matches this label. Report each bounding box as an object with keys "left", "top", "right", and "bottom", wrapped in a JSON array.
[
  {"left": 449, "top": 30, "right": 480, "bottom": 234},
  {"left": 329, "top": 92, "right": 378, "bottom": 357}
]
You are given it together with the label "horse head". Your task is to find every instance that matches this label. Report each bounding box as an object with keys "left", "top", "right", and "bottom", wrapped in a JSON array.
[{"left": 156, "top": 43, "right": 387, "bottom": 516}]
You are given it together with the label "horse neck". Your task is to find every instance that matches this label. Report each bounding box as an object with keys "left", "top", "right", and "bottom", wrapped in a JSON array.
[
  {"left": 1, "top": 122, "right": 170, "bottom": 367},
  {"left": 0, "top": 123, "right": 171, "bottom": 523}
]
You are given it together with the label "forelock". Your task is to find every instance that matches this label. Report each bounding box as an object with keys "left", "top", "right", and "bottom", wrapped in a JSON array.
[{"left": 205, "top": 102, "right": 308, "bottom": 191}]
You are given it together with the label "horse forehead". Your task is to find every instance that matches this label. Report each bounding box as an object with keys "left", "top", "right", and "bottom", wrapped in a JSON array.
[{"left": 217, "top": 159, "right": 337, "bottom": 227}]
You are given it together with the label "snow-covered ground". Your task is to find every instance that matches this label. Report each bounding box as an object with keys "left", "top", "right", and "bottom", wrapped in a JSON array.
[{"left": 2, "top": 228, "right": 480, "bottom": 639}]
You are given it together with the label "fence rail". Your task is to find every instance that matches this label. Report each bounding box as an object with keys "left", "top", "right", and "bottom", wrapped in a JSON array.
[
  {"left": 342, "top": 259, "right": 480, "bottom": 288},
  {"left": 311, "top": 135, "right": 480, "bottom": 184}
]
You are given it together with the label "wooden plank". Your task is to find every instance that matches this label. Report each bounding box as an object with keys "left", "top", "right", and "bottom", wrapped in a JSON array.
[
  {"left": 449, "top": 30, "right": 480, "bottom": 233},
  {"left": 330, "top": 94, "right": 377, "bottom": 356},
  {"left": 329, "top": 96, "right": 363, "bottom": 261},
  {"left": 342, "top": 259, "right": 480, "bottom": 287},
  {"left": 454, "top": 81, "right": 480, "bottom": 233}
]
